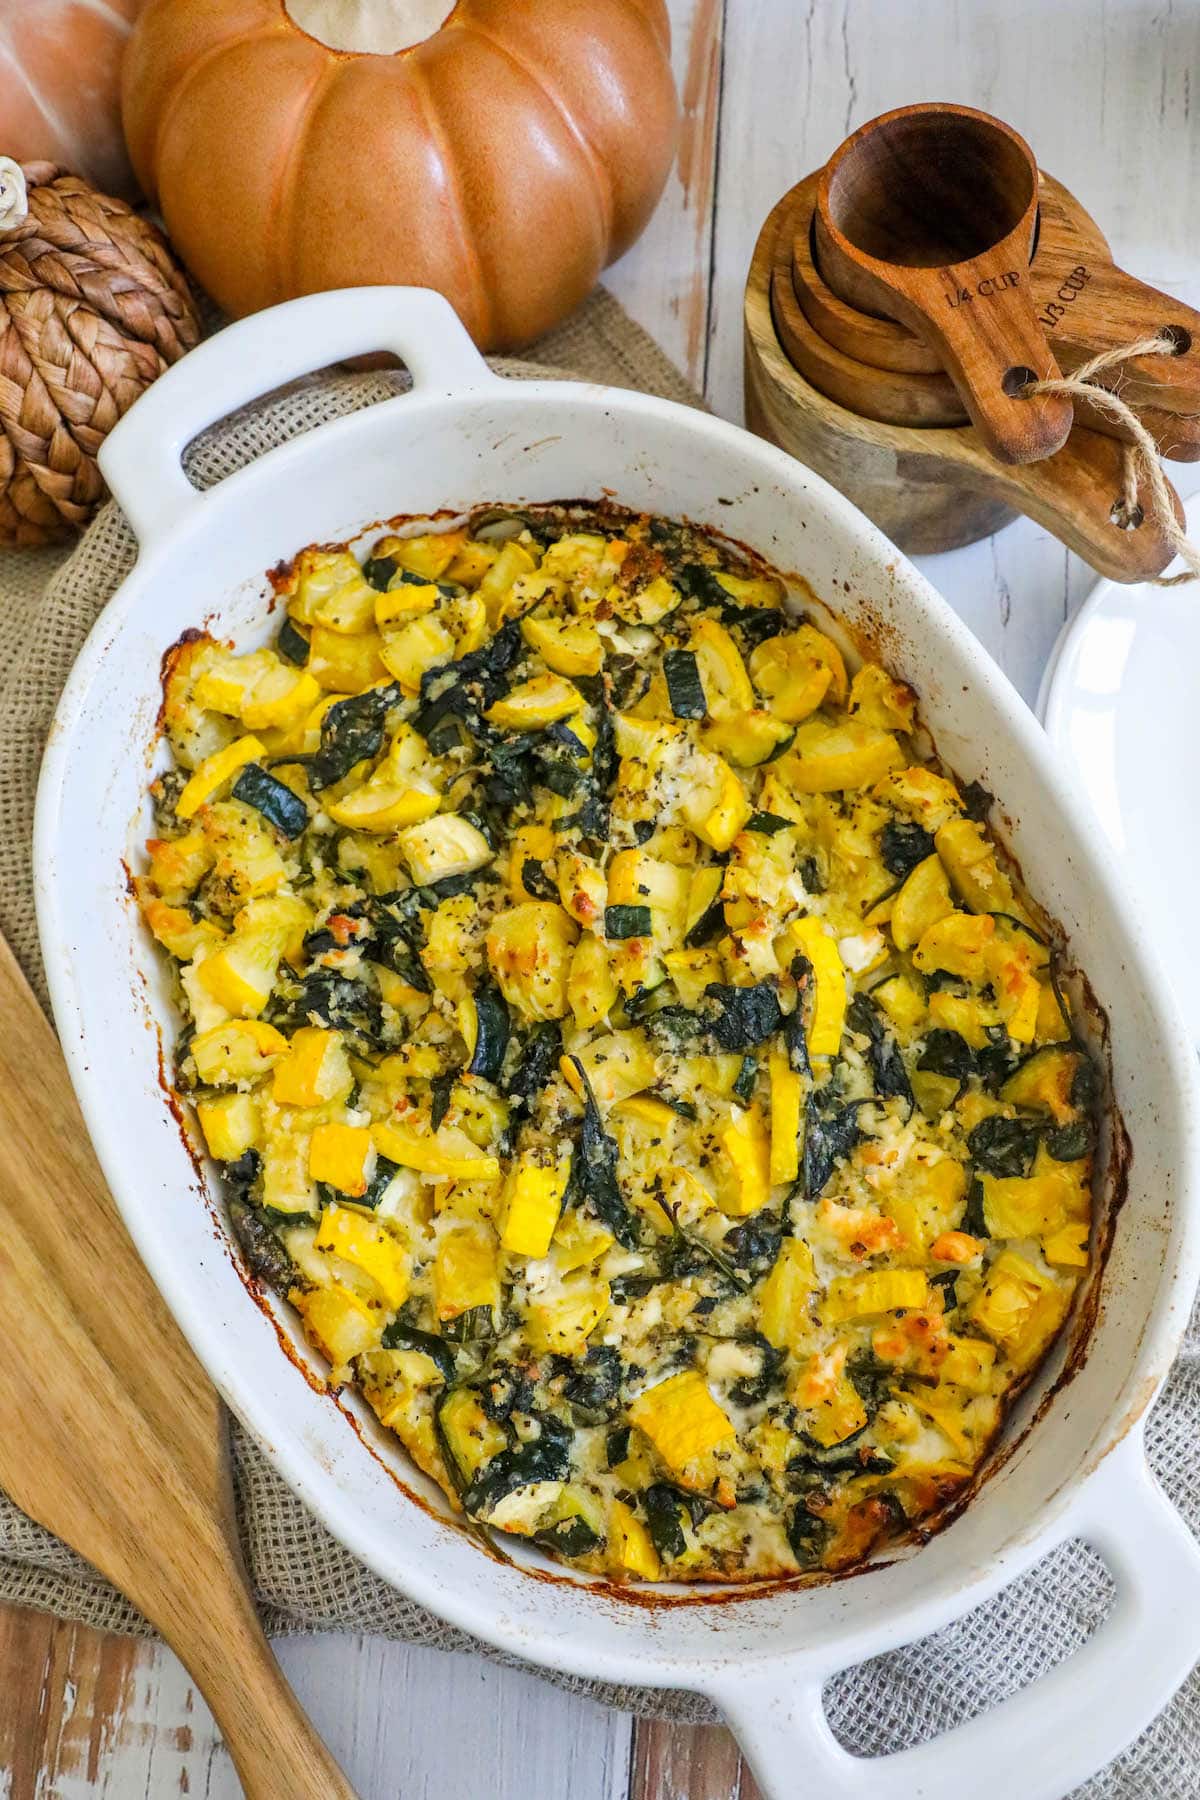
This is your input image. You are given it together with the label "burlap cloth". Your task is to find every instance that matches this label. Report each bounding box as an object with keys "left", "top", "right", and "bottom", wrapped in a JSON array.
[{"left": 0, "top": 286, "right": 1196, "bottom": 1789}]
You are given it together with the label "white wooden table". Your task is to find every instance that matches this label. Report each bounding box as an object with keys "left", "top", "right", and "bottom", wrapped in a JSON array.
[{"left": 10, "top": 1, "right": 1200, "bottom": 1793}]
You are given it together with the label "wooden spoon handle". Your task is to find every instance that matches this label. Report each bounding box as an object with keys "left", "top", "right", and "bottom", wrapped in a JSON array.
[
  {"left": 0, "top": 934, "right": 357, "bottom": 1798},
  {"left": 182, "top": 1586, "right": 357, "bottom": 1799}
]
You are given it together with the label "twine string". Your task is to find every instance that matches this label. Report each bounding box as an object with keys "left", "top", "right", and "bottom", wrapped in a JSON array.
[{"left": 1020, "top": 334, "right": 1200, "bottom": 586}]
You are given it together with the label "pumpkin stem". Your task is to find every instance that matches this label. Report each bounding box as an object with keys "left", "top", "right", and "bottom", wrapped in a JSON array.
[
  {"left": 284, "top": 0, "right": 455, "bottom": 54},
  {"left": 0, "top": 158, "right": 27, "bottom": 233}
]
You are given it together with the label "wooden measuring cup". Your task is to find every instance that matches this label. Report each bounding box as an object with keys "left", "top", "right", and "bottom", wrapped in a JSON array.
[
  {"left": 779, "top": 177, "right": 1200, "bottom": 457},
  {"left": 745, "top": 190, "right": 1183, "bottom": 580},
  {"left": 814, "top": 103, "right": 1072, "bottom": 465}
]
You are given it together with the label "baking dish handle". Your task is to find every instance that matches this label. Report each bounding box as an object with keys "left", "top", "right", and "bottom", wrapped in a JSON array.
[
  {"left": 713, "top": 1443, "right": 1200, "bottom": 1800},
  {"left": 97, "top": 286, "right": 497, "bottom": 549}
]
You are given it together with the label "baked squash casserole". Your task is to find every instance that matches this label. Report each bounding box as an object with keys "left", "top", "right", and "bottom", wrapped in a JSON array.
[{"left": 138, "top": 506, "right": 1098, "bottom": 1582}]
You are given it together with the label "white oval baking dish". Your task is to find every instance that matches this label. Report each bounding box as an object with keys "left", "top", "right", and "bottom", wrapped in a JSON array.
[{"left": 34, "top": 286, "right": 1200, "bottom": 1800}]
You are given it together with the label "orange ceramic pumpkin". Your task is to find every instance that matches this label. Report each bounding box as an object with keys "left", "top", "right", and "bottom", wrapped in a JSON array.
[
  {"left": 122, "top": 0, "right": 679, "bottom": 349},
  {"left": 0, "top": 1, "right": 144, "bottom": 198}
]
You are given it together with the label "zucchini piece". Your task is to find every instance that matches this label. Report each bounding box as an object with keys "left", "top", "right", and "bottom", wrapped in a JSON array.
[
  {"left": 437, "top": 1387, "right": 507, "bottom": 1490},
  {"left": 277, "top": 617, "right": 311, "bottom": 666},
  {"left": 232, "top": 762, "right": 309, "bottom": 839},
  {"left": 605, "top": 903, "right": 652, "bottom": 940},
  {"left": 663, "top": 647, "right": 707, "bottom": 720},
  {"left": 466, "top": 980, "right": 511, "bottom": 1083}
]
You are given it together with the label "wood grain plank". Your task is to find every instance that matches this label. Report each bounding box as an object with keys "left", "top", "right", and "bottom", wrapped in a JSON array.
[
  {"left": 605, "top": 0, "right": 725, "bottom": 389},
  {"left": 628, "top": 1719, "right": 760, "bottom": 1800},
  {"left": 0, "top": 1606, "right": 236, "bottom": 1800},
  {"left": 0, "top": 1604, "right": 634, "bottom": 1800}
]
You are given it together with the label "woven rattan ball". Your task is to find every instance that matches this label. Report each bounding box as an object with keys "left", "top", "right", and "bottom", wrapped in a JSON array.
[{"left": 0, "top": 158, "right": 201, "bottom": 547}]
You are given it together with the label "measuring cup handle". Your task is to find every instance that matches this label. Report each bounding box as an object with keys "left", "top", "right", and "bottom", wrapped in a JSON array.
[
  {"left": 912, "top": 259, "right": 1074, "bottom": 465},
  {"left": 971, "top": 418, "right": 1182, "bottom": 583}
]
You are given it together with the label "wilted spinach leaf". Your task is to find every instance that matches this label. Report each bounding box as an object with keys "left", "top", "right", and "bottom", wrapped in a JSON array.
[
  {"left": 703, "top": 981, "right": 784, "bottom": 1050},
  {"left": 800, "top": 1093, "right": 874, "bottom": 1200},
  {"left": 462, "top": 1412, "right": 573, "bottom": 1518},
  {"left": 569, "top": 1057, "right": 640, "bottom": 1249},
  {"left": 968, "top": 1116, "right": 1040, "bottom": 1178},
  {"left": 380, "top": 1319, "right": 457, "bottom": 1383},
  {"left": 879, "top": 819, "right": 934, "bottom": 877},
  {"left": 847, "top": 992, "right": 913, "bottom": 1108},
  {"left": 308, "top": 682, "right": 403, "bottom": 790}
]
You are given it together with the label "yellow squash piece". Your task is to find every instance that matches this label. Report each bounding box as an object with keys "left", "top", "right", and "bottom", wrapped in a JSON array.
[
  {"left": 308, "top": 626, "right": 388, "bottom": 693},
  {"left": 273, "top": 1027, "right": 354, "bottom": 1107},
  {"left": 525, "top": 1272, "right": 609, "bottom": 1355},
  {"left": 749, "top": 623, "right": 845, "bottom": 721},
  {"left": 486, "top": 901, "right": 579, "bottom": 1021},
  {"left": 292, "top": 1282, "right": 380, "bottom": 1373},
  {"left": 681, "top": 752, "right": 751, "bottom": 853},
  {"left": 889, "top": 855, "right": 955, "bottom": 952},
  {"left": 567, "top": 931, "right": 618, "bottom": 1029},
  {"left": 315, "top": 1204, "right": 409, "bottom": 1307},
  {"left": 309, "top": 1123, "right": 375, "bottom": 1197},
  {"left": 768, "top": 1051, "right": 803, "bottom": 1184},
  {"left": 190, "top": 1019, "right": 288, "bottom": 1085},
  {"left": 486, "top": 674, "right": 583, "bottom": 730},
  {"left": 629, "top": 1371, "right": 735, "bottom": 1472},
  {"left": 758, "top": 1237, "right": 816, "bottom": 1351},
  {"left": 327, "top": 782, "right": 442, "bottom": 833},
  {"left": 374, "top": 1120, "right": 501, "bottom": 1182},
  {"left": 609, "top": 1498, "right": 661, "bottom": 1580},
  {"left": 397, "top": 814, "right": 493, "bottom": 885},
  {"left": 781, "top": 917, "right": 847, "bottom": 1055},
  {"left": 500, "top": 1155, "right": 572, "bottom": 1258},
  {"left": 195, "top": 1091, "right": 261, "bottom": 1161},
  {"left": 823, "top": 1268, "right": 929, "bottom": 1324},
  {"left": 968, "top": 1249, "right": 1072, "bottom": 1368},
  {"left": 848, "top": 662, "right": 916, "bottom": 733},
  {"left": 913, "top": 910, "right": 995, "bottom": 981},
  {"left": 718, "top": 1103, "right": 771, "bottom": 1215},
  {"left": 379, "top": 614, "right": 454, "bottom": 690},
  {"left": 690, "top": 617, "right": 755, "bottom": 717},
  {"left": 521, "top": 612, "right": 604, "bottom": 676},
  {"left": 175, "top": 735, "right": 265, "bottom": 820},
  {"left": 784, "top": 718, "right": 903, "bottom": 794},
  {"left": 1000, "top": 1046, "right": 1081, "bottom": 1124},
  {"left": 373, "top": 579, "right": 439, "bottom": 626},
  {"left": 434, "top": 1220, "right": 500, "bottom": 1320},
  {"left": 565, "top": 1029, "right": 657, "bottom": 1109}
]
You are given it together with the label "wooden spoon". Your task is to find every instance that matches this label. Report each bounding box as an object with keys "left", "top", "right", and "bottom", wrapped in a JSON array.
[
  {"left": 813, "top": 103, "right": 1073, "bottom": 465},
  {"left": 0, "top": 932, "right": 356, "bottom": 1799}
]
